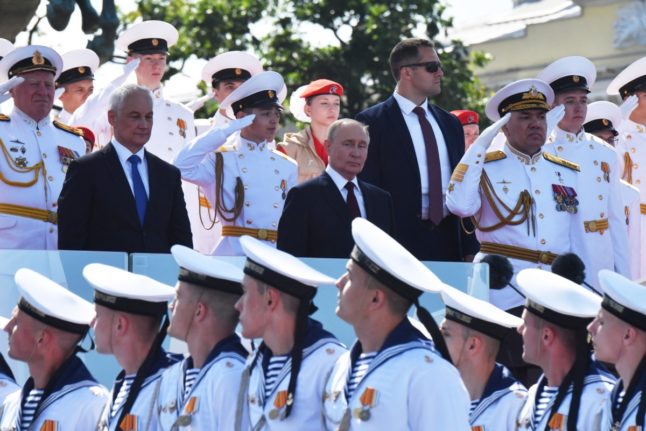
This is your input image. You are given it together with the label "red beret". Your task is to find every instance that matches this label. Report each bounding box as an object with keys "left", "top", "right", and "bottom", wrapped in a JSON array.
[
  {"left": 75, "top": 126, "right": 96, "bottom": 148},
  {"left": 300, "top": 79, "right": 344, "bottom": 98},
  {"left": 451, "top": 110, "right": 479, "bottom": 126}
]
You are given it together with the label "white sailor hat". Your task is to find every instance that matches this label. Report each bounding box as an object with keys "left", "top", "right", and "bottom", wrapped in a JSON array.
[
  {"left": 0, "top": 45, "right": 63, "bottom": 82},
  {"left": 220, "top": 70, "right": 285, "bottom": 116},
  {"left": 598, "top": 270, "right": 646, "bottom": 331},
  {"left": 240, "top": 235, "right": 334, "bottom": 300},
  {"left": 0, "top": 316, "right": 9, "bottom": 331},
  {"left": 607, "top": 56, "right": 646, "bottom": 98},
  {"left": 351, "top": 218, "right": 446, "bottom": 297},
  {"left": 583, "top": 101, "right": 622, "bottom": 137},
  {"left": 56, "top": 48, "right": 99, "bottom": 87},
  {"left": 15, "top": 268, "right": 94, "bottom": 335},
  {"left": 441, "top": 285, "right": 523, "bottom": 340},
  {"left": 485, "top": 79, "right": 554, "bottom": 121},
  {"left": 201, "top": 51, "right": 263, "bottom": 88},
  {"left": 289, "top": 85, "right": 311, "bottom": 123},
  {"left": 0, "top": 38, "right": 14, "bottom": 60},
  {"left": 171, "top": 245, "right": 243, "bottom": 295},
  {"left": 517, "top": 268, "right": 601, "bottom": 329},
  {"left": 83, "top": 263, "right": 175, "bottom": 317},
  {"left": 536, "top": 56, "right": 597, "bottom": 94},
  {"left": 116, "top": 20, "right": 178, "bottom": 55}
]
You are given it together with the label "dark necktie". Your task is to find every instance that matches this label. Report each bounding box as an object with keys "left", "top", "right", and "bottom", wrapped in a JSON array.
[
  {"left": 345, "top": 182, "right": 361, "bottom": 219},
  {"left": 127, "top": 154, "right": 148, "bottom": 225},
  {"left": 412, "top": 106, "right": 444, "bottom": 225}
]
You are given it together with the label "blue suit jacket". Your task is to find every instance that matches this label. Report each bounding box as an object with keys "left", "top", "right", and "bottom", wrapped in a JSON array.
[{"left": 356, "top": 95, "right": 478, "bottom": 260}]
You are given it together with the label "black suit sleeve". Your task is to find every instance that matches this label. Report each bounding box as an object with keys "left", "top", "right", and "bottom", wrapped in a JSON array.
[
  {"left": 57, "top": 159, "right": 93, "bottom": 250},
  {"left": 167, "top": 168, "right": 193, "bottom": 248},
  {"left": 277, "top": 186, "right": 309, "bottom": 257},
  {"left": 384, "top": 192, "right": 396, "bottom": 237}
]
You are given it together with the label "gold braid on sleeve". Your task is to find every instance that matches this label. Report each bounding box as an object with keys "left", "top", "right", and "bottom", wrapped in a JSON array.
[
  {"left": 471, "top": 171, "right": 536, "bottom": 236},
  {"left": 213, "top": 152, "right": 244, "bottom": 223},
  {"left": 623, "top": 152, "right": 633, "bottom": 184}
]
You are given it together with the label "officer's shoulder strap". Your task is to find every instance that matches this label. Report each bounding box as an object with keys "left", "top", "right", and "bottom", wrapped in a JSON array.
[
  {"left": 0, "top": 114, "right": 10, "bottom": 122},
  {"left": 484, "top": 150, "right": 506, "bottom": 163},
  {"left": 53, "top": 121, "right": 83, "bottom": 136},
  {"left": 542, "top": 152, "right": 580, "bottom": 171}
]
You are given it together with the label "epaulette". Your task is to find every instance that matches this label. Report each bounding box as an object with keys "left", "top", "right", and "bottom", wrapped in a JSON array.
[
  {"left": 543, "top": 152, "right": 580, "bottom": 171},
  {"left": 216, "top": 145, "right": 232, "bottom": 153},
  {"left": 272, "top": 149, "right": 296, "bottom": 164},
  {"left": 53, "top": 121, "right": 82, "bottom": 136},
  {"left": 0, "top": 114, "right": 10, "bottom": 122},
  {"left": 484, "top": 151, "right": 506, "bottom": 163}
]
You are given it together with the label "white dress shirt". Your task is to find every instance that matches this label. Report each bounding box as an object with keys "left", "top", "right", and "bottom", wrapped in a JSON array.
[
  {"left": 325, "top": 165, "right": 366, "bottom": 218},
  {"left": 111, "top": 139, "right": 150, "bottom": 197},
  {"left": 393, "top": 91, "right": 451, "bottom": 218}
]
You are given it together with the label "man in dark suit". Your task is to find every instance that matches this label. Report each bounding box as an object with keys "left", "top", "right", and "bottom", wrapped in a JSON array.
[
  {"left": 356, "top": 38, "right": 478, "bottom": 261},
  {"left": 278, "top": 119, "right": 394, "bottom": 257},
  {"left": 57, "top": 84, "right": 192, "bottom": 253}
]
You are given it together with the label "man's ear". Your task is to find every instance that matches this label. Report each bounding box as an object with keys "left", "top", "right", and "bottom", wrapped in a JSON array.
[{"left": 107, "top": 110, "right": 116, "bottom": 127}]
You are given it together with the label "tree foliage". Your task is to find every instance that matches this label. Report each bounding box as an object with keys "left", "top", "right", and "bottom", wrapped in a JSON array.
[{"left": 125, "top": 0, "right": 489, "bottom": 120}]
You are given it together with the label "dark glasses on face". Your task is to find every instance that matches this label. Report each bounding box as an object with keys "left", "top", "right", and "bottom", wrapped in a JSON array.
[{"left": 400, "top": 61, "right": 443, "bottom": 73}]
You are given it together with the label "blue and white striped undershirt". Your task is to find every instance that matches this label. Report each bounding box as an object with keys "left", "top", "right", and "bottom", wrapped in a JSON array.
[
  {"left": 20, "top": 388, "right": 44, "bottom": 431},
  {"left": 347, "top": 352, "right": 377, "bottom": 399},
  {"left": 469, "top": 399, "right": 480, "bottom": 417},
  {"left": 111, "top": 374, "right": 135, "bottom": 418},
  {"left": 265, "top": 355, "right": 288, "bottom": 399},
  {"left": 533, "top": 385, "right": 558, "bottom": 425},
  {"left": 184, "top": 368, "right": 200, "bottom": 401}
]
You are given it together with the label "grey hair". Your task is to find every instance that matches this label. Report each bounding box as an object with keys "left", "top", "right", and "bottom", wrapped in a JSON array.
[
  {"left": 327, "top": 118, "right": 370, "bottom": 143},
  {"left": 108, "top": 84, "right": 153, "bottom": 114}
]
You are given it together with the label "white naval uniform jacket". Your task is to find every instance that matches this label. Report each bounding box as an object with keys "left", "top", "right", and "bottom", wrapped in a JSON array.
[
  {"left": 470, "top": 363, "right": 527, "bottom": 431},
  {"left": 616, "top": 119, "right": 646, "bottom": 277},
  {"left": 0, "top": 107, "right": 85, "bottom": 250},
  {"left": 620, "top": 180, "right": 642, "bottom": 279},
  {"left": 516, "top": 362, "right": 615, "bottom": 431},
  {"left": 0, "top": 367, "right": 18, "bottom": 409},
  {"left": 544, "top": 128, "right": 630, "bottom": 290},
  {"left": 157, "top": 335, "right": 247, "bottom": 431},
  {"left": 238, "top": 319, "right": 346, "bottom": 431},
  {"left": 601, "top": 372, "right": 646, "bottom": 431},
  {"left": 174, "top": 129, "right": 297, "bottom": 256},
  {"left": 0, "top": 355, "right": 109, "bottom": 431},
  {"left": 322, "top": 318, "right": 471, "bottom": 431},
  {"left": 99, "top": 348, "right": 179, "bottom": 431},
  {"left": 445, "top": 140, "right": 580, "bottom": 311}
]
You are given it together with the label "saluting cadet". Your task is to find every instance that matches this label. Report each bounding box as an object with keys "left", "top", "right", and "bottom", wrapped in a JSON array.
[
  {"left": 607, "top": 56, "right": 646, "bottom": 274},
  {"left": 234, "top": 235, "right": 346, "bottom": 430},
  {"left": 174, "top": 71, "right": 297, "bottom": 256},
  {"left": 515, "top": 269, "right": 615, "bottom": 430},
  {"left": 54, "top": 48, "right": 98, "bottom": 124},
  {"left": 0, "top": 269, "right": 109, "bottom": 429},
  {"left": 157, "top": 245, "right": 247, "bottom": 430},
  {"left": 323, "top": 218, "right": 470, "bottom": 431},
  {"left": 439, "top": 286, "right": 527, "bottom": 430},
  {"left": 0, "top": 45, "right": 85, "bottom": 250},
  {"left": 446, "top": 79, "right": 581, "bottom": 313},
  {"left": 83, "top": 263, "right": 179, "bottom": 431},
  {"left": 0, "top": 316, "right": 19, "bottom": 406},
  {"left": 584, "top": 101, "right": 642, "bottom": 279},
  {"left": 589, "top": 270, "right": 646, "bottom": 431},
  {"left": 538, "top": 56, "right": 630, "bottom": 290}
]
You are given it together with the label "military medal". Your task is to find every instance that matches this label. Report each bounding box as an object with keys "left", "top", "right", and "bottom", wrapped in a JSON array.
[
  {"left": 177, "top": 118, "right": 187, "bottom": 138},
  {"left": 280, "top": 179, "right": 287, "bottom": 200},
  {"left": 176, "top": 415, "right": 192, "bottom": 426},
  {"left": 57, "top": 146, "right": 79, "bottom": 173},
  {"left": 269, "top": 390, "right": 288, "bottom": 420},
  {"left": 547, "top": 412, "right": 564, "bottom": 430},
  {"left": 119, "top": 413, "right": 137, "bottom": 431},
  {"left": 497, "top": 179, "right": 510, "bottom": 194},
  {"left": 39, "top": 419, "right": 58, "bottom": 431},
  {"left": 354, "top": 387, "right": 376, "bottom": 421},
  {"left": 552, "top": 184, "right": 578, "bottom": 214},
  {"left": 601, "top": 161, "right": 610, "bottom": 182}
]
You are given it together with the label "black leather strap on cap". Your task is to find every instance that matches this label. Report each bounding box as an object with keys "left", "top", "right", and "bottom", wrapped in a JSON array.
[
  {"left": 602, "top": 294, "right": 646, "bottom": 332},
  {"left": 18, "top": 298, "right": 89, "bottom": 335},
  {"left": 243, "top": 259, "right": 316, "bottom": 301},
  {"left": 525, "top": 299, "right": 592, "bottom": 330},
  {"left": 178, "top": 267, "right": 242, "bottom": 296},
  {"left": 445, "top": 306, "right": 511, "bottom": 340},
  {"left": 94, "top": 291, "right": 167, "bottom": 317}
]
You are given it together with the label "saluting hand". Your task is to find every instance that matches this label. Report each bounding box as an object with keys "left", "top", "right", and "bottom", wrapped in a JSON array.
[
  {"left": 546, "top": 104, "right": 565, "bottom": 136},
  {"left": 474, "top": 112, "right": 511, "bottom": 150},
  {"left": 620, "top": 94, "right": 638, "bottom": 120},
  {"left": 0, "top": 76, "right": 24, "bottom": 104}
]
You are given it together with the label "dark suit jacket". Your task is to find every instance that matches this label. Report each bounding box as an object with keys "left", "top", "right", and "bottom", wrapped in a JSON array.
[
  {"left": 356, "top": 95, "right": 478, "bottom": 261},
  {"left": 277, "top": 172, "right": 395, "bottom": 258},
  {"left": 58, "top": 143, "right": 192, "bottom": 253}
]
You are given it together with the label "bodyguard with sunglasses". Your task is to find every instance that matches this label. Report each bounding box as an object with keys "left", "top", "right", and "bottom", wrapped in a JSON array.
[{"left": 356, "top": 38, "right": 478, "bottom": 263}]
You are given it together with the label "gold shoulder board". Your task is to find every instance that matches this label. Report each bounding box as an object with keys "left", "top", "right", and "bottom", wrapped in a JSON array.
[
  {"left": 542, "top": 152, "right": 580, "bottom": 171},
  {"left": 53, "top": 121, "right": 82, "bottom": 136},
  {"left": 0, "top": 114, "right": 10, "bottom": 122},
  {"left": 484, "top": 151, "right": 506, "bottom": 163}
]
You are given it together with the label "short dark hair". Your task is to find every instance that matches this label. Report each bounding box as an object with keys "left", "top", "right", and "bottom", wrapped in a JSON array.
[{"left": 389, "top": 38, "right": 436, "bottom": 81}]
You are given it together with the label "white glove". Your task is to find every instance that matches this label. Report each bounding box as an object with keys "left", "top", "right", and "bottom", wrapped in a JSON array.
[
  {"left": 222, "top": 114, "right": 255, "bottom": 135},
  {"left": 546, "top": 104, "right": 565, "bottom": 137},
  {"left": 185, "top": 94, "right": 212, "bottom": 113},
  {"left": 54, "top": 87, "right": 66, "bottom": 100},
  {"left": 194, "top": 113, "right": 256, "bottom": 150},
  {"left": 620, "top": 95, "right": 638, "bottom": 120},
  {"left": 110, "top": 58, "right": 141, "bottom": 88},
  {"left": 474, "top": 113, "right": 511, "bottom": 150},
  {"left": 0, "top": 76, "right": 24, "bottom": 104}
]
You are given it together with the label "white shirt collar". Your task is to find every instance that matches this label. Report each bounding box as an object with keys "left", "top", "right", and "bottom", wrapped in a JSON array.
[
  {"left": 393, "top": 91, "right": 429, "bottom": 116},
  {"left": 112, "top": 138, "right": 146, "bottom": 165},
  {"left": 326, "top": 165, "right": 359, "bottom": 191}
]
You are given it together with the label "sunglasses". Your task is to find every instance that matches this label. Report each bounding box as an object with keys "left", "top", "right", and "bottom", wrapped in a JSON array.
[{"left": 400, "top": 61, "right": 443, "bottom": 73}]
